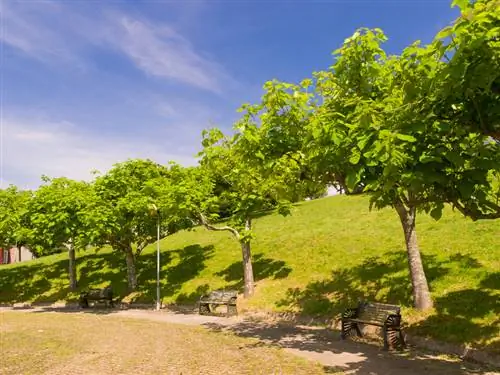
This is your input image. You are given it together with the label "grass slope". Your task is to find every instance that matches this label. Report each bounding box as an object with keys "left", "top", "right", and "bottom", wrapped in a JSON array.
[{"left": 1, "top": 195, "right": 499, "bottom": 352}]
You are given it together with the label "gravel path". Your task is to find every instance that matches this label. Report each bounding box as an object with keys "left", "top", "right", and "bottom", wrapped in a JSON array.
[{"left": 2, "top": 306, "right": 498, "bottom": 375}]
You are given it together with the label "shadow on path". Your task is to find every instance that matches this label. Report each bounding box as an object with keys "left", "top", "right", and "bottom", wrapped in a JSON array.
[{"left": 202, "top": 320, "right": 496, "bottom": 375}]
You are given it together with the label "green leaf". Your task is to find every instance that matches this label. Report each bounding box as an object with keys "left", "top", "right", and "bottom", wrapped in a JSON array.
[
  {"left": 396, "top": 133, "right": 417, "bottom": 142},
  {"left": 357, "top": 136, "right": 371, "bottom": 151},
  {"left": 435, "top": 26, "right": 453, "bottom": 40},
  {"left": 419, "top": 154, "right": 441, "bottom": 163},
  {"left": 331, "top": 131, "right": 340, "bottom": 145},
  {"left": 345, "top": 169, "right": 362, "bottom": 191},
  {"left": 255, "top": 151, "right": 265, "bottom": 160},
  {"left": 458, "top": 183, "right": 474, "bottom": 198},
  {"left": 349, "top": 149, "right": 361, "bottom": 165},
  {"left": 445, "top": 151, "right": 465, "bottom": 166},
  {"left": 451, "top": 0, "right": 469, "bottom": 11},
  {"left": 429, "top": 206, "right": 443, "bottom": 221}
]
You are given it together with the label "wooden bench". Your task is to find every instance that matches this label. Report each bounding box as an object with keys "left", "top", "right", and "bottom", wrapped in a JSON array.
[
  {"left": 341, "top": 301, "right": 406, "bottom": 350},
  {"left": 198, "top": 290, "right": 237, "bottom": 316},
  {"left": 79, "top": 286, "right": 114, "bottom": 308}
]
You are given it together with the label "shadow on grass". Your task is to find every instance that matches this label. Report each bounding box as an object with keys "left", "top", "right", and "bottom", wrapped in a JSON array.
[
  {"left": 134, "top": 244, "right": 215, "bottom": 303},
  {"left": 172, "top": 252, "right": 292, "bottom": 304},
  {"left": 0, "top": 244, "right": 215, "bottom": 306},
  {"left": 276, "top": 250, "right": 500, "bottom": 353},
  {"left": 214, "top": 252, "right": 292, "bottom": 292}
]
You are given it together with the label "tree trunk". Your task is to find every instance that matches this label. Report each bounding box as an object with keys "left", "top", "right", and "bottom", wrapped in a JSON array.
[
  {"left": 125, "top": 246, "right": 138, "bottom": 291},
  {"left": 240, "top": 218, "right": 255, "bottom": 298},
  {"left": 17, "top": 245, "right": 22, "bottom": 263},
  {"left": 68, "top": 242, "right": 77, "bottom": 291},
  {"left": 336, "top": 174, "right": 347, "bottom": 194},
  {"left": 395, "top": 202, "right": 433, "bottom": 310}
]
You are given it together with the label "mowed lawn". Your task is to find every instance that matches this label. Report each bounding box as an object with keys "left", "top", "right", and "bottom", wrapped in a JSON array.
[
  {"left": 0, "top": 312, "right": 330, "bottom": 375},
  {"left": 0, "top": 195, "right": 499, "bottom": 353}
]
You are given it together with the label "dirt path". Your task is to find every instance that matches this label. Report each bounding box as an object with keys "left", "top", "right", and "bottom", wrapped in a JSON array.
[{"left": 2, "top": 306, "right": 498, "bottom": 375}]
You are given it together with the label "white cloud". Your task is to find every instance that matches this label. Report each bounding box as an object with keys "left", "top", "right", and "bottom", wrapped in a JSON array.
[
  {"left": 0, "top": 1, "right": 234, "bottom": 92},
  {"left": 1, "top": 117, "right": 197, "bottom": 189}
]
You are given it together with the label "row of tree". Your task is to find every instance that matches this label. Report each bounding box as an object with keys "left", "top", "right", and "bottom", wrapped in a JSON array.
[
  {"left": 1, "top": 0, "right": 499, "bottom": 311},
  {"left": 0, "top": 158, "right": 315, "bottom": 296}
]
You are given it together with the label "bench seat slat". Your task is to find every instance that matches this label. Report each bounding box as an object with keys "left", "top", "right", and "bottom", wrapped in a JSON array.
[
  {"left": 201, "top": 300, "right": 236, "bottom": 305},
  {"left": 349, "top": 319, "right": 385, "bottom": 327},
  {"left": 349, "top": 319, "right": 402, "bottom": 328}
]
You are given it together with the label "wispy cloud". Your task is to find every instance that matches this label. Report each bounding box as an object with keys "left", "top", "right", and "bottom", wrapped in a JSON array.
[
  {"left": 2, "top": 117, "right": 197, "bottom": 189},
  {"left": 0, "top": 1, "right": 235, "bottom": 92},
  {"left": 0, "top": 1, "right": 83, "bottom": 66},
  {"left": 101, "top": 15, "right": 231, "bottom": 93}
]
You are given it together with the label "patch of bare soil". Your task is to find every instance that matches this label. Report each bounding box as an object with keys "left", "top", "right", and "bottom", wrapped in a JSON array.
[{"left": 0, "top": 310, "right": 330, "bottom": 374}]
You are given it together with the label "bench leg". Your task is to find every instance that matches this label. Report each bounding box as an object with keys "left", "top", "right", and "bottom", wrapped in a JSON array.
[
  {"left": 341, "top": 320, "right": 347, "bottom": 340},
  {"left": 227, "top": 304, "right": 237, "bottom": 316},
  {"left": 399, "top": 329, "right": 406, "bottom": 349},
  {"left": 341, "top": 320, "right": 362, "bottom": 339},
  {"left": 355, "top": 323, "right": 362, "bottom": 337},
  {"left": 383, "top": 325, "right": 389, "bottom": 350},
  {"left": 199, "top": 303, "right": 210, "bottom": 315}
]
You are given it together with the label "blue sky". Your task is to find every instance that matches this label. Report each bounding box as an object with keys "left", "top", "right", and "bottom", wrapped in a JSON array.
[{"left": 1, "top": 0, "right": 459, "bottom": 189}]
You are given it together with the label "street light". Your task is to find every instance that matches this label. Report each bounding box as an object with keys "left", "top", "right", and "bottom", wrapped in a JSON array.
[{"left": 150, "top": 203, "right": 161, "bottom": 311}]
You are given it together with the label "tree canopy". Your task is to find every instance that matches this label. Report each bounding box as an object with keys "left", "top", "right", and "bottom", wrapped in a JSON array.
[{"left": 0, "top": 186, "right": 32, "bottom": 251}]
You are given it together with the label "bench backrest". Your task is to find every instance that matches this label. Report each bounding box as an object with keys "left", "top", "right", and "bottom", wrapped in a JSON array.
[
  {"left": 357, "top": 301, "right": 400, "bottom": 323},
  {"left": 84, "top": 286, "right": 113, "bottom": 299},
  {"left": 205, "top": 290, "right": 237, "bottom": 302}
]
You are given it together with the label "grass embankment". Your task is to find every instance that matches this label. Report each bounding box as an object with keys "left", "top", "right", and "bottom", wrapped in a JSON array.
[
  {"left": 0, "top": 195, "right": 498, "bottom": 353},
  {"left": 1, "top": 312, "right": 328, "bottom": 374}
]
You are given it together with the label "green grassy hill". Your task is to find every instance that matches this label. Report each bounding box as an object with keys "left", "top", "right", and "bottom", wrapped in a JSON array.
[{"left": 1, "top": 195, "right": 499, "bottom": 353}]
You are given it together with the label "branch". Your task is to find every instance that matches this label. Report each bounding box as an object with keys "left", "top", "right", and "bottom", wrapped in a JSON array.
[
  {"left": 135, "top": 240, "right": 151, "bottom": 257},
  {"left": 471, "top": 95, "right": 486, "bottom": 134},
  {"left": 198, "top": 213, "right": 240, "bottom": 240},
  {"left": 452, "top": 200, "right": 500, "bottom": 221}
]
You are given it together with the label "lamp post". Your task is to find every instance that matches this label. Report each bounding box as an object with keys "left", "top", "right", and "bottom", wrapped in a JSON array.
[{"left": 151, "top": 204, "right": 161, "bottom": 311}]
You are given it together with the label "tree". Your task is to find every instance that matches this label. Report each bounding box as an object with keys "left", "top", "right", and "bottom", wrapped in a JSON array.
[
  {"left": 28, "top": 177, "right": 96, "bottom": 290},
  {"left": 91, "top": 159, "right": 197, "bottom": 291},
  {"left": 304, "top": 27, "right": 500, "bottom": 310},
  {"left": 198, "top": 119, "right": 302, "bottom": 298},
  {"left": 198, "top": 129, "right": 262, "bottom": 298},
  {"left": 197, "top": 79, "right": 313, "bottom": 298},
  {"left": 0, "top": 186, "right": 32, "bottom": 260}
]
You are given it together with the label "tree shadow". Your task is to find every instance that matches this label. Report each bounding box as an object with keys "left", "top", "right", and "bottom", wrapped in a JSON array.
[
  {"left": 135, "top": 244, "right": 215, "bottom": 303},
  {"left": 175, "top": 284, "right": 211, "bottom": 304},
  {"left": 0, "top": 244, "right": 215, "bottom": 307},
  {"left": 479, "top": 272, "right": 500, "bottom": 290},
  {"left": 276, "top": 250, "right": 499, "bottom": 353},
  {"left": 276, "top": 251, "right": 434, "bottom": 316},
  {"left": 202, "top": 320, "right": 493, "bottom": 375},
  {"left": 215, "top": 253, "right": 292, "bottom": 292}
]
